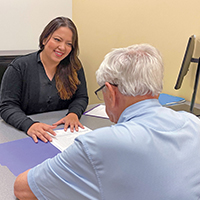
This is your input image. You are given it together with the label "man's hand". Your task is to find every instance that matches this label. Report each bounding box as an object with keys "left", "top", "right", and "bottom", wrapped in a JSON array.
[{"left": 27, "top": 123, "right": 57, "bottom": 143}]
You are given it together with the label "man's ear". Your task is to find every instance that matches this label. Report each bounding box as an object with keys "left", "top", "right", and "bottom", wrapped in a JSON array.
[{"left": 105, "top": 82, "right": 116, "bottom": 108}]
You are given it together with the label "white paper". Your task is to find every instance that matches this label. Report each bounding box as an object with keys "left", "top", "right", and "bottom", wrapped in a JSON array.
[
  {"left": 85, "top": 104, "right": 109, "bottom": 119},
  {"left": 51, "top": 126, "right": 92, "bottom": 152}
]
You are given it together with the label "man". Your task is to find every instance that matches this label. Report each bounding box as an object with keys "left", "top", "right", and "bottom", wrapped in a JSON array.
[{"left": 14, "top": 44, "right": 200, "bottom": 199}]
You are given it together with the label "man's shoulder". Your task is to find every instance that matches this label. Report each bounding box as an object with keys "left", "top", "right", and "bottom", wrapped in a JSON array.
[{"left": 77, "top": 122, "right": 138, "bottom": 146}]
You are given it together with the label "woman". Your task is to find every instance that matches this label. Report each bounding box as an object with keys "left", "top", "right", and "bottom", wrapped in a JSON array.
[{"left": 0, "top": 17, "right": 88, "bottom": 143}]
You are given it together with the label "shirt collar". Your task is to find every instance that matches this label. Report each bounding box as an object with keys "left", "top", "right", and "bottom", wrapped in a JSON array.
[
  {"left": 37, "top": 50, "right": 42, "bottom": 63},
  {"left": 117, "top": 99, "right": 161, "bottom": 123}
]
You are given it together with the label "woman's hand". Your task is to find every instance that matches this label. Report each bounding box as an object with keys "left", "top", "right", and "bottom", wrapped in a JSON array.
[
  {"left": 27, "top": 123, "right": 57, "bottom": 143},
  {"left": 53, "top": 113, "right": 84, "bottom": 132}
]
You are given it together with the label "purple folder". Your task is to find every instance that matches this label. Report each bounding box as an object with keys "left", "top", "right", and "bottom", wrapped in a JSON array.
[{"left": 0, "top": 137, "right": 61, "bottom": 176}]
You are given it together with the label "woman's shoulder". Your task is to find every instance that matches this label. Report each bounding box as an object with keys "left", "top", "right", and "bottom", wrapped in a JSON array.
[
  {"left": 8, "top": 51, "right": 39, "bottom": 73},
  {"left": 10, "top": 51, "right": 39, "bottom": 66}
]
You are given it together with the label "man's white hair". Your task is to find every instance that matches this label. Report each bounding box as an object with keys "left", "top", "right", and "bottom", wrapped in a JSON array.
[{"left": 96, "top": 44, "right": 164, "bottom": 96}]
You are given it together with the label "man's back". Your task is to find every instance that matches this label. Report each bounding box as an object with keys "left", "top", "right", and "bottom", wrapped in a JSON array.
[
  {"left": 28, "top": 99, "right": 200, "bottom": 199},
  {"left": 77, "top": 99, "right": 200, "bottom": 199},
  {"left": 84, "top": 100, "right": 200, "bottom": 199}
]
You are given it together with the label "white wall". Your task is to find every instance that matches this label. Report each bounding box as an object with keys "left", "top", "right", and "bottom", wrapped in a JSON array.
[{"left": 0, "top": 0, "right": 72, "bottom": 50}]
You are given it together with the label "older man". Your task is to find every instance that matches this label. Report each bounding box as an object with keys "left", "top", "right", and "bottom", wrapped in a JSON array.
[{"left": 14, "top": 44, "right": 200, "bottom": 199}]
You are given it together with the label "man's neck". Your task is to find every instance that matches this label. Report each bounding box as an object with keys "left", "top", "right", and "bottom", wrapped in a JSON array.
[{"left": 115, "top": 94, "right": 159, "bottom": 123}]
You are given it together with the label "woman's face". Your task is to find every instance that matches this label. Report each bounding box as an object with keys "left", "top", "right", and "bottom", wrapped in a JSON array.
[{"left": 42, "top": 26, "right": 73, "bottom": 65}]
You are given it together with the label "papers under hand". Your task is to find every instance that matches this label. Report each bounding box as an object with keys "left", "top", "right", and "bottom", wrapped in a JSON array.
[
  {"left": 51, "top": 126, "right": 92, "bottom": 152},
  {"left": 84, "top": 104, "right": 109, "bottom": 119}
]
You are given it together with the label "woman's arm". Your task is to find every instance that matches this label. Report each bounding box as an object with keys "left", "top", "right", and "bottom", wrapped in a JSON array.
[
  {"left": 53, "top": 67, "right": 89, "bottom": 132},
  {"left": 0, "top": 64, "right": 57, "bottom": 142},
  {"left": 0, "top": 64, "right": 35, "bottom": 132},
  {"left": 67, "top": 67, "right": 89, "bottom": 118}
]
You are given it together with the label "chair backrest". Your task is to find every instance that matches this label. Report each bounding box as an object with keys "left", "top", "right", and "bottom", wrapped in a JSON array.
[{"left": 0, "top": 63, "right": 8, "bottom": 85}]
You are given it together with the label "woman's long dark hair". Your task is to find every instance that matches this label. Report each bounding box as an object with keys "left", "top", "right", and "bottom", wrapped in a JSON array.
[{"left": 39, "top": 17, "right": 81, "bottom": 100}]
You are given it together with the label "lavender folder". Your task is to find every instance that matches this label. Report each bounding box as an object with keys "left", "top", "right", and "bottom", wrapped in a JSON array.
[{"left": 0, "top": 137, "right": 61, "bottom": 176}]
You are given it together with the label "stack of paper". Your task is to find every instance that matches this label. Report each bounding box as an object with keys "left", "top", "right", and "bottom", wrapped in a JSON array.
[
  {"left": 84, "top": 104, "right": 109, "bottom": 119},
  {"left": 51, "top": 126, "right": 92, "bottom": 152}
]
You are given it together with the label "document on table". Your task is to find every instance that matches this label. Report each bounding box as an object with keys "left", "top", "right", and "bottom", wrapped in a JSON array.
[
  {"left": 51, "top": 126, "right": 92, "bottom": 152},
  {"left": 84, "top": 104, "right": 109, "bottom": 119}
]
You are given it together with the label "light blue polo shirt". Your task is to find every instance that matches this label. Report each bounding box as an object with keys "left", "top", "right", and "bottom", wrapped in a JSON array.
[{"left": 28, "top": 99, "right": 200, "bottom": 200}]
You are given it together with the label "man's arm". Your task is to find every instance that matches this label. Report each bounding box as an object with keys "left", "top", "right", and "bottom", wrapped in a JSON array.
[{"left": 14, "top": 169, "right": 37, "bottom": 200}]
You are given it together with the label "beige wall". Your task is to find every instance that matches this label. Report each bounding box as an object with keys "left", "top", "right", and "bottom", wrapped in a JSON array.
[{"left": 73, "top": 0, "right": 200, "bottom": 105}]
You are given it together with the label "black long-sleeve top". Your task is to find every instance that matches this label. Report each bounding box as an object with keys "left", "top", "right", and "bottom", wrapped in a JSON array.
[{"left": 0, "top": 51, "right": 88, "bottom": 133}]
